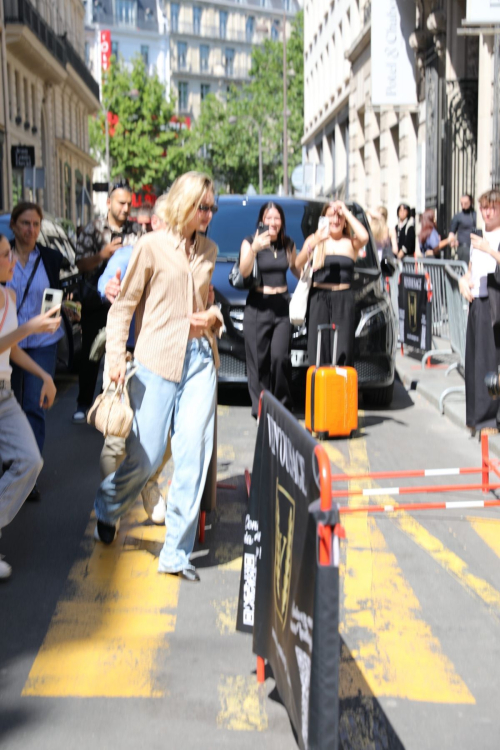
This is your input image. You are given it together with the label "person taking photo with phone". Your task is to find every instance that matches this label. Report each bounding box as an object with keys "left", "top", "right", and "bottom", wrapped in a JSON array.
[
  {"left": 73, "top": 178, "right": 143, "bottom": 425},
  {"left": 296, "top": 201, "right": 369, "bottom": 370},
  {"left": 239, "top": 202, "right": 298, "bottom": 418},
  {"left": 0, "top": 234, "right": 60, "bottom": 578},
  {"left": 6, "top": 202, "right": 64, "bottom": 502},
  {"left": 459, "top": 189, "right": 500, "bottom": 434}
]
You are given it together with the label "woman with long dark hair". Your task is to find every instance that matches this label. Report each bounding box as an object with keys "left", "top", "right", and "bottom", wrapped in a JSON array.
[
  {"left": 296, "top": 201, "right": 369, "bottom": 368},
  {"left": 239, "top": 201, "right": 298, "bottom": 418},
  {"left": 395, "top": 204, "right": 416, "bottom": 258}
]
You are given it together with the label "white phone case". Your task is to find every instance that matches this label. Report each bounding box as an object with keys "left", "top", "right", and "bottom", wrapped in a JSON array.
[{"left": 41, "top": 288, "right": 63, "bottom": 316}]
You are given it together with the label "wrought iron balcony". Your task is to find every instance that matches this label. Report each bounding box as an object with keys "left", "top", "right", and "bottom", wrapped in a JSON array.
[
  {"left": 171, "top": 20, "right": 260, "bottom": 44},
  {"left": 4, "top": 0, "right": 100, "bottom": 101}
]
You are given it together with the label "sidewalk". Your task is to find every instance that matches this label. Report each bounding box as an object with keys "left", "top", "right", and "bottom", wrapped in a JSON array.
[{"left": 395, "top": 342, "right": 500, "bottom": 459}]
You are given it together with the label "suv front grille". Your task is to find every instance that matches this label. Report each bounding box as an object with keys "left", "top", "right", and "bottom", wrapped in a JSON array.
[
  {"left": 354, "top": 357, "right": 390, "bottom": 383},
  {"left": 219, "top": 353, "right": 247, "bottom": 380}
]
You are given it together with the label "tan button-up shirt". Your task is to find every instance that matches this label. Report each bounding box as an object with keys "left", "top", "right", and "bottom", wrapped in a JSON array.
[{"left": 106, "top": 227, "right": 223, "bottom": 382}]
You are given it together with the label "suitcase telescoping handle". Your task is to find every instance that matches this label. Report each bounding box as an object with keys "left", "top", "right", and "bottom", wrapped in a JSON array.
[{"left": 316, "top": 323, "right": 338, "bottom": 368}]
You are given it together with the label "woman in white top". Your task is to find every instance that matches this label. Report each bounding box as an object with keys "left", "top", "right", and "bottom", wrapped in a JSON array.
[
  {"left": 459, "top": 189, "right": 500, "bottom": 433},
  {"left": 0, "top": 234, "right": 60, "bottom": 579}
]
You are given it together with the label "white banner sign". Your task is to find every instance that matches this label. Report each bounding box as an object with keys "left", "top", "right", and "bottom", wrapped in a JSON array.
[
  {"left": 466, "top": 0, "right": 500, "bottom": 24},
  {"left": 372, "top": 0, "right": 417, "bottom": 107}
]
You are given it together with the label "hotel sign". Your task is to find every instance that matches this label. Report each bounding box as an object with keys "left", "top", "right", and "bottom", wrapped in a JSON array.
[{"left": 371, "top": 0, "right": 417, "bottom": 107}]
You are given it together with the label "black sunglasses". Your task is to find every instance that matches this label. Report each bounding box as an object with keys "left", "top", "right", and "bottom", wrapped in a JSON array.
[
  {"left": 198, "top": 203, "right": 218, "bottom": 214},
  {"left": 108, "top": 179, "right": 132, "bottom": 197}
]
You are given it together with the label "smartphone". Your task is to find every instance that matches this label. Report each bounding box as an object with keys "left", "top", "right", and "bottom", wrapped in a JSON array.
[
  {"left": 318, "top": 216, "right": 329, "bottom": 232},
  {"left": 472, "top": 228, "right": 483, "bottom": 238},
  {"left": 258, "top": 223, "right": 270, "bottom": 235},
  {"left": 41, "top": 288, "right": 63, "bottom": 316}
]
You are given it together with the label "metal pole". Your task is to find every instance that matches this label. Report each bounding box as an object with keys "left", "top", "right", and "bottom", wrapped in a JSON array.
[
  {"left": 258, "top": 125, "right": 263, "bottom": 195},
  {"left": 104, "top": 108, "right": 110, "bottom": 184},
  {"left": 282, "top": 11, "right": 288, "bottom": 196},
  {"left": 0, "top": 1, "right": 13, "bottom": 210}
]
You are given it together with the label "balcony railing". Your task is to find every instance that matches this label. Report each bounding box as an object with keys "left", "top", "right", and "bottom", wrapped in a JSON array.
[
  {"left": 92, "top": 9, "right": 158, "bottom": 33},
  {"left": 171, "top": 20, "right": 263, "bottom": 44},
  {"left": 171, "top": 60, "right": 250, "bottom": 80},
  {"left": 4, "top": 0, "right": 100, "bottom": 101}
]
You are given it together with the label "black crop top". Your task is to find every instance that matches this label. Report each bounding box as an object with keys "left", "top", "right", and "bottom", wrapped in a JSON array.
[
  {"left": 312, "top": 254, "right": 355, "bottom": 285},
  {"left": 245, "top": 234, "right": 291, "bottom": 288}
]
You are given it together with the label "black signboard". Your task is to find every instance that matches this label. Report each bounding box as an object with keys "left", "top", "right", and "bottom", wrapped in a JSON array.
[
  {"left": 398, "top": 272, "right": 433, "bottom": 353},
  {"left": 11, "top": 145, "right": 35, "bottom": 169},
  {"left": 236, "top": 392, "right": 340, "bottom": 750}
]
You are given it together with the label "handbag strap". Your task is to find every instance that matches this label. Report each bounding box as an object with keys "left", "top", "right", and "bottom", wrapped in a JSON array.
[
  {"left": 0, "top": 288, "right": 10, "bottom": 333},
  {"left": 17, "top": 253, "right": 42, "bottom": 315}
]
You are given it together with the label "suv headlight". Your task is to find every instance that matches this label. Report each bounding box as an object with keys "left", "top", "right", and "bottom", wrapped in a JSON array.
[{"left": 355, "top": 304, "right": 387, "bottom": 338}]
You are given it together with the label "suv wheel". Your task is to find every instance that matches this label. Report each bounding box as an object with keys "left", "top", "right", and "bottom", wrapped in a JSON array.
[{"left": 362, "top": 382, "right": 394, "bottom": 408}]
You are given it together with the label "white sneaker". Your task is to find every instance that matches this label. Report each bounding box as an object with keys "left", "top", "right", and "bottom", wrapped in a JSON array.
[
  {"left": 0, "top": 556, "right": 12, "bottom": 580},
  {"left": 141, "top": 482, "right": 167, "bottom": 525}
]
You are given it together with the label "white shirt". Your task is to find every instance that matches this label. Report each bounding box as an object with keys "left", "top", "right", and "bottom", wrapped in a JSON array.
[{"left": 470, "top": 227, "right": 500, "bottom": 298}]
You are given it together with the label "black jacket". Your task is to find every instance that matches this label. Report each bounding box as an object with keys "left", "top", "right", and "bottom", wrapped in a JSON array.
[{"left": 395, "top": 218, "right": 416, "bottom": 257}]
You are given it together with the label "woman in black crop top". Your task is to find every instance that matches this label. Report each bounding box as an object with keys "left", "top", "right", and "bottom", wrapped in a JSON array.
[
  {"left": 296, "top": 201, "right": 369, "bottom": 368},
  {"left": 239, "top": 202, "right": 298, "bottom": 418}
]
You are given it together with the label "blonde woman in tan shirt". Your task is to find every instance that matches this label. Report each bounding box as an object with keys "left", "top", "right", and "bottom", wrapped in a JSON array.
[{"left": 94, "top": 172, "right": 223, "bottom": 582}]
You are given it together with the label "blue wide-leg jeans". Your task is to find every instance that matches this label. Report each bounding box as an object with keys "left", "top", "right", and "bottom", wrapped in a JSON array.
[{"left": 94, "top": 338, "right": 216, "bottom": 572}]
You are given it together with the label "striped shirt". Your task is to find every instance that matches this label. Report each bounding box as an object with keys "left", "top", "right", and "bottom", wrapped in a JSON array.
[
  {"left": 106, "top": 227, "right": 223, "bottom": 382},
  {"left": 7, "top": 247, "right": 64, "bottom": 350}
]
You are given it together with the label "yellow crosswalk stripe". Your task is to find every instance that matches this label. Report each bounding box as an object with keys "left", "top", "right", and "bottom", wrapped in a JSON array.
[
  {"left": 22, "top": 502, "right": 179, "bottom": 698},
  {"left": 467, "top": 517, "right": 500, "bottom": 559},
  {"left": 324, "top": 437, "right": 474, "bottom": 703}
]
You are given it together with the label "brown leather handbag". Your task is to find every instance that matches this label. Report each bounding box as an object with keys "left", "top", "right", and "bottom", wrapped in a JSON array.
[{"left": 87, "top": 376, "right": 135, "bottom": 439}]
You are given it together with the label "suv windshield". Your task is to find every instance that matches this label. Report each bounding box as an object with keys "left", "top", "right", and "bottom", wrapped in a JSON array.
[{"left": 207, "top": 198, "right": 378, "bottom": 270}]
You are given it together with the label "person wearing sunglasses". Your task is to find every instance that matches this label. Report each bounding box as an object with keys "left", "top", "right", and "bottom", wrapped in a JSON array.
[
  {"left": 73, "top": 178, "right": 144, "bottom": 425},
  {"left": 0, "top": 234, "right": 61, "bottom": 579},
  {"left": 93, "top": 172, "right": 223, "bottom": 584}
]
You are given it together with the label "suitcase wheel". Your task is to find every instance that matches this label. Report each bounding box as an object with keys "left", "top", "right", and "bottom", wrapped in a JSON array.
[{"left": 316, "top": 431, "right": 329, "bottom": 441}]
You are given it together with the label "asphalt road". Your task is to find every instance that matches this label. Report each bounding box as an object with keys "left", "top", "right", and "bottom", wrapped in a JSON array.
[{"left": 1, "top": 373, "right": 500, "bottom": 749}]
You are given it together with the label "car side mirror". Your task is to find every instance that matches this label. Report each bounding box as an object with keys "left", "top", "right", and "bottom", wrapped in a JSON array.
[{"left": 380, "top": 256, "right": 397, "bottom": 278}]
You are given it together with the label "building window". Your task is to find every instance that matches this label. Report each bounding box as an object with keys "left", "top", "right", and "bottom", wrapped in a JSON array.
[
  {"left": 271, "top": 22, "right": 279, "bottom": 41},
  {"left": 141, "top": 45, "right": 149, "bottom": 66},
  {"left": 200, "top": 44, "right": 209, "bottom": 72},
  {"left": 178, "top": 81, "right": 189, "bottom": 111},
  {"left": 283, "top": 0, "right": 291, "bottom": 10},
  {"left": 220, "top": 10, "right": 228, "bottom": 39},
  {"left": 177, "top": 42, "right": 187, "bottom": 70},
  {"left": 246, "top": 16, "right": 255, "bottom": 42},
  {"left": 111, "top": 41, "right": 119, "bottom": 57},
  {"left": 171, "top": 2, "right": 179, "bottom": 33},
  {"left": 201, "top": 83, "right": 210, "bottom": 101},
  {"left": 116, "top": 0, "right": 137, "bottom": 26},
  {"left": 225, "top": 48, "right": 235, "bottom": 76},
  {"left": 193, "top": 6, "right": 202, "bottom": 34}
]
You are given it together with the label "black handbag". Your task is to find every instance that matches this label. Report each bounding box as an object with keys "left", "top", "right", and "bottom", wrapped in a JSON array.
[
  {"left": 486, "top": 242, "right": 500, "bottom": 327},
  {"left": 228, "top": 254, "right": 261, "bottom": 290}
]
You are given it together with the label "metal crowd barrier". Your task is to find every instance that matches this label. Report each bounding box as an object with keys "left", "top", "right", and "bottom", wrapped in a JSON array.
[{"left": 438, "top": 266, "right": 469, "bottom": 413}]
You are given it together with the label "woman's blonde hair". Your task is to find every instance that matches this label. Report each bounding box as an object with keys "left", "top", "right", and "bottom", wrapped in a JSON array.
[
  {"left": 156, "top": 171, "right": 214, "bottom": 233},
  {"left": 370, "top": 216, "right": 385, "bottom": 244}
]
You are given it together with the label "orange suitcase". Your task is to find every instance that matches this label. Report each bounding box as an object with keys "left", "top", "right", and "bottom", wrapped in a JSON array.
[{"left": 305, "top": 324, "right": 358, "bottom": 439}]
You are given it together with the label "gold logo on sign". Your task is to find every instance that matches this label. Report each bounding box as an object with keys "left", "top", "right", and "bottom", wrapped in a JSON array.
[
  {"left": 274, "top": 481, "right": 295, "bottom": 628},
  {"left": 408, "top": 291, "right": 418, "bottom": 332}
]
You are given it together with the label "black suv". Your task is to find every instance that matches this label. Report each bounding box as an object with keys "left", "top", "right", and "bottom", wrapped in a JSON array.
[{"left": 207, "top": 195, "right": 397, "bottom": 406}]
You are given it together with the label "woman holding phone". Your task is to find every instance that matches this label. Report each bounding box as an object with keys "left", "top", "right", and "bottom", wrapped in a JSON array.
[
  {"left": 7, "top": 203, "right": 64, "bottom": 500},
  {"left": 239, "top": 202, "right": 298, "bottom": 418},
  {"left": 296, "top": 201, "right": 369, "bottom": 368},
  {"left": 0, "top": 233, "right": 60, "bottom": 578}
]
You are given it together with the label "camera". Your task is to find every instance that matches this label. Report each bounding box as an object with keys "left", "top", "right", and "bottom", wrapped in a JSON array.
[{"left": 485, "top": 372, "right": 500, "bottom": 399}]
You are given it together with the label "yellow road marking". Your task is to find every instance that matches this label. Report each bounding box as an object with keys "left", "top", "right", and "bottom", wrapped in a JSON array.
[
  {"left": 467, "top": 517, "right": 500, "bottom": 559},
  {"left": 217, "top": 676, "right": 268, "bottom": 731},
  {"left": 22, "top": 501, "right": 180, "bottom": 698},
  {"left": 214, "top": 598, "right": 238, "bottom": 635},
  {"left": 324, "top": 436, "right": 474, "bottom": 703}
]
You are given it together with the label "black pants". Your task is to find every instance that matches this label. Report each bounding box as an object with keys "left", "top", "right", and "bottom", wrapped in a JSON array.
[
  {"left": 307, "top": 287, "right": 355, "bottom": 367},
  {"left": 244, "top": 292, "right": 292, "bottom": 418},
  {"left": 465, "top": 296, "right": 500, "bottom": 430},
  {"left": 77, "top": 303, "right": 109, "bottom": 409}
]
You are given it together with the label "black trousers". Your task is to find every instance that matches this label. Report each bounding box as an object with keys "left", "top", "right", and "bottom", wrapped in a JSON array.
[
  {"left": 307, "top": 287, "right": 355, "bottom": 367},
  {"left": 77, "top": 303, "right": 109, "bottom": 409},
  {"left": 465, "top": 297, "right": 500, "bottom": 430},
  {"left": 244, "top": 292, "right": 292, "bottom": 418}
]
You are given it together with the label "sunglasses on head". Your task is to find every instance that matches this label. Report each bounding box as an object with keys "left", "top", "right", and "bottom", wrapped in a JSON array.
[
  {"left": 108, "top": 179, "right": 132, "bottom": 197},
  {"left": 198, "top": 203, "right": 218, "bottom": 214}
]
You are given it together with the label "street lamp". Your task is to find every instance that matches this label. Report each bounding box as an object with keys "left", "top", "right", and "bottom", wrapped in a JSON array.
[{"left": 229, "top": 115, "right": 263, "bottom": 194}]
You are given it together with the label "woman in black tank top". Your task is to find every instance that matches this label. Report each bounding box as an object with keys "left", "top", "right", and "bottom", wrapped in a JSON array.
[
  {"left": 295, "top": 201, "right": 369, "bottom": 368},
  {"left": 239, "top": 202, "right": 298, "bottom": 418}
]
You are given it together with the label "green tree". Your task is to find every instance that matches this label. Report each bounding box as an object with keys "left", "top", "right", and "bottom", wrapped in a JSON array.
[{"left": 89, "top": 56, "right": 181, "bottom": 191}]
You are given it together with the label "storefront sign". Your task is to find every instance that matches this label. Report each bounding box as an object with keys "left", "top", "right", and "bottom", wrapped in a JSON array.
[
  {"left": 372, "top": 0, "right": 418, "bottom": 106},
  {"left": 466, "top": 0, "right": 500, "bottom": 23},
  {"left": 11, "top": 145, "right": 35, "bottom": 169},
  {"left": 100, "top": 30, "right": 112, "bottom": 72}
]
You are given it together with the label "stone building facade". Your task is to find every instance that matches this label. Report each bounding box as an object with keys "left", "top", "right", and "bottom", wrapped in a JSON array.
[{"left": 0, "top": 0, "right": 99, "bottom": 224}]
